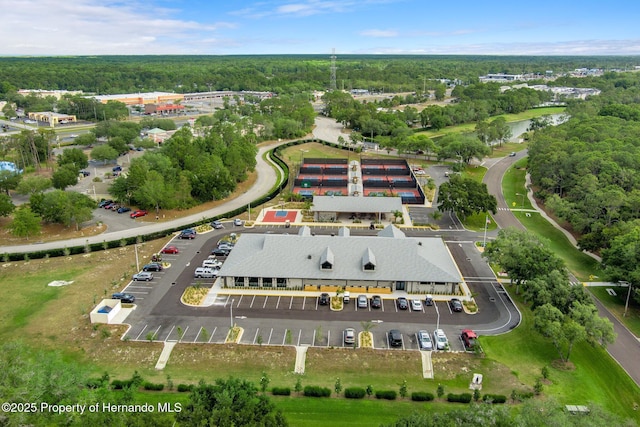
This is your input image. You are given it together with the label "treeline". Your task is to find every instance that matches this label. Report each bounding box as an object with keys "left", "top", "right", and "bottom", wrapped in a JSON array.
[{"left": 0, "top": 55, "right": 637, "bottom": 96}]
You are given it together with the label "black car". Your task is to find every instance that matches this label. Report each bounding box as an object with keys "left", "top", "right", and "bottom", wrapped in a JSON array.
[
  {"left": 396, "top": 297, "right": 409, "bottom": 310},
  {"left": 142, "top": 262, "right": 163, "bottom": 272},
  {"left": 319, "top": 293, "right": 330, "bottom": 305},
  {"left": 80, "top": 170, "right": 90, "bottom": 177},
  {"left": 98, "top": 199, "right": 113, "bottom": 208},
  {"left": 371, "top": 295, "right": 382, "bottom": 309},
  {"left": 179, "top": 229, "right": 197, "bottom": 239},
  {"left": 449, "top": 298, "right": 463, "bottom": 312},
  {"left": 212, "top": 248, "right": 230, "bottom": 257},
  {"left": 112, "top": 292, "right": 135, "bottom": 303}
]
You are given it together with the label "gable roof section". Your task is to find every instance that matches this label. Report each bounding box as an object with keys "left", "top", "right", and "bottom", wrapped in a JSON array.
[
  {"left": 362, "top": 248, "right": 376, "bottom": 269},
  {"left": 377, "top": 224, "right": 406, "bottom": 239}
]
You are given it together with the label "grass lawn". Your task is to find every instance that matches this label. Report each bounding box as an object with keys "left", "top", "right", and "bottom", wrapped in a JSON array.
[
  {"left": 588, "top": 286, "right": 640, "bottom": 337},
  {"left": 417, "top": 107, "right": 566, "bottom": 139},
  {"left": 481, "top": 290, "right": 640, "bottom": 422},
  {"left": 501, "top": 162, "right": 602, "bottom": 281}
]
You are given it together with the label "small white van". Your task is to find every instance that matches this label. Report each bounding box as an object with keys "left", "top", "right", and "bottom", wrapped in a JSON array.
[
  {"left": 202, "top": 259, "right": 222, "bottom": 269},
  {"left": 194, "top": 267, "right": 218, "bottom": 278}
]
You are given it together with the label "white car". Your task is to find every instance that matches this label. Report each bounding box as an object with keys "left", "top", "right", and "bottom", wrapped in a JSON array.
[
  {"left": 234, "top": 218, "right": 244, "bottom": 226},
  {"left": 410, "top": 299, "right": 423, "bottom": 311},
  {"left": 417, "top": 330, "right": 433, "bottom": 351},
  {"left": 433, "top": 329, "right": 448, "bottom": 350},
  {"left": 202, "top": 258, "right": 222, "bottom": 269},
  {"left": 132, "top": 271, "right": 154, "bottom": 281}
]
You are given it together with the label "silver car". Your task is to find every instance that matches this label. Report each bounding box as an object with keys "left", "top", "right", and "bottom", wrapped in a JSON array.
[
  {"left": 357, "top": 295, "right": 368, "bottom": 309},
  {"left": 132, "top": 271, "right": 153, "bottom": 281},
  {"left": 433, "top": 329, "right": 448, "bottom": 350},
  {"left": 344, "top": 328, "right": 356, "bottom": 345},
  {"left": 417, "top": 330, "right": 433, "bottom": 351}
]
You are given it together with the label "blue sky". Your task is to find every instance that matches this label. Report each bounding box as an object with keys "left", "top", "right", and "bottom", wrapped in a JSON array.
[{"left": 2, "top": 0, "right": 640, "bottom": 56}]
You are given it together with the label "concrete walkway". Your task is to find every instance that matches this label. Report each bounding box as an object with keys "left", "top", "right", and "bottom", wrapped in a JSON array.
[
  {"left": 294, "top": 345, "right": 309, "bottom": 374},
  {"left": 421, "top": 351, "right": 434, "bottom": 379},
  {"left": 155, "top": 341, "right": 177, "bottom": 370}
]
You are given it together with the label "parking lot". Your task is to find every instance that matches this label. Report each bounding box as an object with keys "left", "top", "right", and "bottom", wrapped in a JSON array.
[{"left": 115, "top": 226, "right": 516, "bottom": 354}]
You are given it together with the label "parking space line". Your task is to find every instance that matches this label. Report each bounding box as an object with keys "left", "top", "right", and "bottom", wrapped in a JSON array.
[
  {"left": 263, "top": 296, "right": 269, "bottom": 309},
  {"left": 253, "top": 328, "right": 260, "bottom": 344},
  {"left": 194, "top": 327, "right": 203, "bottom": 343},
  {"left": 151, "top": 325, "right": 162, "bottom": 341},
  {"left": 312, "top": 330, "right": 316, "bottom": 346},
  {"left": 236, "top": 295, "right": 244, "bottom": 306},
  {"left": 282, "top": 330, "right": 287, "bottom": 346},
  {"left": 327, "top": 330, "right": 331, "bottom": 348},
  {"left": 181, "top": 326, "right": 189, "bottom": 341},
  {"left": 223, "top": 295, "right": 231, "bottom": 307},
  {"left": 208, "top": 327, "right": 217, "bottom": 343},
  {"left": 297, "top": 329, "right": 302, "bottom": 346},
  {"left": 134, "top": 325, "right": 148, "bottom": 340},
  {"left": 250, "top": 295, "right": 256, "bottom": 308},
  {"left": 288, "top": 297, "right": 293, "bottom": 309},
  {"left": 302, "top": 297, "right": 306, "bottom": 310},
  {"left": 381, "top": 299, "right": 385, "bottom": 311},
  {"left": 275, "top": 296, "right": 281, "bottom": 309},
  {"left": 164, "top": 325, "right": 175, "bottom": 342},
  {"left": 267, "top": 328, "right": 273, "bottom": 344}
]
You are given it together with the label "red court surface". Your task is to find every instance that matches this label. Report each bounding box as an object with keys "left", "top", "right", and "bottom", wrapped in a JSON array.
[{"left": 263, "top": 210, "right": 298, "bottom": 223}]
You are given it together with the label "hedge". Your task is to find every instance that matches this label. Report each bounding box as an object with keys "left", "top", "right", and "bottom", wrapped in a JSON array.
[
  {"left": 272, "top": 387, "right": 291, "bottom": 396},
  {"left": 344, "top": 387, "right": 366, "bottom": 399},
  {"left": 482, "top": 394, "right": 507, "bottom": 404},
  {"left": 177, "top": 384, "right": 194, "bottom": 392},
  {"left": 303, "top": 385, "right": 331, "bottom": 397},
  {"left": 375, "top": 390, "right": 397, "bottom": 400},
  {"left": 411, "top": 391, "right": 435, "bottom": 402},
  {"left": 111, "top": 379, "right": 134, "bottom": 390},
  {"left": 143, "top": 382, "right": 165, "bottom": 391},
  {"left": 447, "top": 393, "right": 472, "bottom": 403}
]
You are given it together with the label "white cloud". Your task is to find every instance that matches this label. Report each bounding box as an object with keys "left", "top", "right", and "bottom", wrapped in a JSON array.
[
  {"left": 359, "top": 29, "right": 399, "bottom": 38},
  {"left": 0, "top": 0, "right": 235, "bottom": 55},
  {"left": 232, "top": 0, "right": 403, "bottom": 18}
]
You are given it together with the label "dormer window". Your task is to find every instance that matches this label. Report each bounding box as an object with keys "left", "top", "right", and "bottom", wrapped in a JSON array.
[
  {"left": 362, "top": 248, "right": 376, "bottom": 271},
  {"left": 320, "top": 247, "right": 334, "bottom": 270}
]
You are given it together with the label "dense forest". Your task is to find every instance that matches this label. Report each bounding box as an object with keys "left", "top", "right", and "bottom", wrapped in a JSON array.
[{"left": 0, "top": 55, "right": 638, "bottom": 95}]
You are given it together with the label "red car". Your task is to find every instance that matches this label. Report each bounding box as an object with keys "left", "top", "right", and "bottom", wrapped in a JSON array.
[
  {"left": 130, "top": 210, "right": 148, "bottom": 218},
  {"left": 161, "top": 245, "right": 179, "bottom": 254}
]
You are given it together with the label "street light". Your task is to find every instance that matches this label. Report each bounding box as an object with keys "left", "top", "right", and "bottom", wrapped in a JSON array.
[
  {"left": 515, "top": 193, "right": 525, "bottom": 209},
  {"left": 621, "top": 281, "right": 632, "bottom": 317},
  {"left": 482, "top": 214, "right": 489, "bottom": 247},
  {"left": 230, "top": 298, "right": 235, "bottom": 327}
]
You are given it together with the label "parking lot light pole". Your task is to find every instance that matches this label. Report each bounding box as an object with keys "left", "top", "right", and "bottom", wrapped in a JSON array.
[
  {"left": 230, "top": 299, "right": 235, "bottom": 327},
  {"left": 621, "top": 281, "right": 632, "bottom": 317},
  {"left": 435, "top": 303, "right": 440, "bottom": 330}
]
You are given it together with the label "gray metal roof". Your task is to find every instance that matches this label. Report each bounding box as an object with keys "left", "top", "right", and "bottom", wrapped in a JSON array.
[
  {"left": 312, "top": 195, "right": 403, "bottom": 213},
  {"left": 219, "top": 227, "right": 462, "bottom": 283}
]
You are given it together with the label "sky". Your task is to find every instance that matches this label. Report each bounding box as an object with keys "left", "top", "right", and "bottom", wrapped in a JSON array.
[{"left": 1, "top": 0, "right": 640, "bottom": 56}]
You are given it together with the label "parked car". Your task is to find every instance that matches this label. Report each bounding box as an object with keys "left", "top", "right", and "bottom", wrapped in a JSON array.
[
  {"left": 103, "top": 202, "right": 116, "bottom": 209},
  {"left": 142, "top": 262, "right": 163, "bottom": 272},
  {"left": 319, "top": 293, "right": 330, "bottom": 305},
  {"left": 179, "top": 229, "right": 197, "bottom": 239},
  {"left": 112, "top": 292, "right": 135, "bottom": 303},
  {"left": 344, "top": 328, "right": 356, "bottom": 345},
  {"left": 425, "top": 294, "right": 434, "bottom": 306},
  {"left": 211, "top": 248, "right": 230, "bottom": 257},
  {"left": 202, "top": 259, "right": 222, "bottom": 269},
  {"left": 211, "top": 220, "right": 224, "bottom": 229},
  {"left": 132, "top": 272, "right": 153, "bottom": 281},
  {"left": 108, "top": 204, "right": 121, "bottom": 211},
  {"left": 130, "top": 210, "right": 148, "bottom": 218},
  {"left": 160, "top": 245, "right": 179, "bottom": 254},
  {"left": 509, "top": 152, "right": 516, "bottom": 157},
  {"left": 388, "top": 329, "right": 403, "bottom": 347},
  {"left": 461, "top": 329, "right": 479, "bottom": 351},
  {"left": 194, "top": 267, "right": 218, "bottom": 278},
  {"left": 396, "top": 297, "right": 408, "bottom": 310},
  {"left": 233, "top": 218, "right": 244, "bottom": 226},
  {"left": 449, "top": 298, "right": 463, "bottom": 312},
  {"left": 371, "top": 295, "right": 382, "bottom": 309},
  {"left": 112, "top": 165, "right": 122, "bottom": 172},
  {"left": 80, "top": 170, "right": 90, "bottom": 177},
  {"left": 343, "top": 291, "right": 350, "bottom": 304},
  {"left": 417, "top": 330, "right": 433, "bottom": 351},
  {"left": 217, "top": 243, "right": 234, "bottom": 251},
  {"left": 410, "top": 299, "right": 423, "bottom": 311},
  {"left": 117, "top": 206, "right": 131, "bottom": 214},
  {"left": 357, "top": 294, "right": 368, "bottom": 309},
  {"left": 433, "top": 329, "right": 448, "bottom": 350}
]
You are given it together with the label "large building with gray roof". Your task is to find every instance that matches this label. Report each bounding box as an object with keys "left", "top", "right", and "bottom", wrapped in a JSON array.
[{"left": 217, "top": 225, "right": 463, "bottom": 295}]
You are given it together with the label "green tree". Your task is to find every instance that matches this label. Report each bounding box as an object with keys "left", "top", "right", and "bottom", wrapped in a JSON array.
[
  {"left": 15, "top": 175, "right": 51, "bottom": 195},
  {"left": 57, "top": 147, "right": 88, "bottom": 170},
  {"left": 437, "top": 175, "right": 497, "bottom": 221},
  {"left": 177, "top": 378, "right": 288, "bottom": 426},
  {"left": 0, "top": 170, "right": 22, "bottom": 195},
  {"left": 73, "top": 133, "right": 96, "bottom": 147},
  {"left": 601, "top": 225, "right": 640, "bottom": 303},
  {"left": 134, "top": 170, "right": 169, "bottom": 213},
  {"left": 9, "top": 205, "right": 41, "bottom": 239},
  {"left": 90, "top": 144, "right": 119, "bottom": 163},
  {"left": 51, "top": 164, "right": 79, "bottom": 190},
  {"left": 0, "top": 193, "right": 15, "bottom": 216}
]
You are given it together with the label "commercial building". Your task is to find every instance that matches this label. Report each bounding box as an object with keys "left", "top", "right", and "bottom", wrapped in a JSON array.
[
  {"left": 27, "top": 111, "right": 77, "bottom": 126},
  {"left": 218, "top": 225, "right": 464, "bottom": 295},
  {"left": 92, "top": 92, "right": 184, "bottom": 105}
]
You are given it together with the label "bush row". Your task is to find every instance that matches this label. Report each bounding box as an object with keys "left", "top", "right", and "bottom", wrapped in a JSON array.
[
  {"left": 303, "top": 385, "right": 332, "bottom": 397},
  {"left": 375, "top": 390, "right": 397, "bottom": 400},
  {"left": 143, "top": 382, "right": 164, "bottom": 391},
  {"left": 482, "top": 394, "right": 507, "bottom": 404},
  {"left": 411, "top": 392, "right": 435, "bottom": 402},
  {"left": 447, "top": 393, "right": 473, "bottom": 403},
  {"left": 344, "top": 387, "right": 366, "bottom": 399},
  {"left": 177, "top": 384, "right": 194, "bottom": 392},
  {"left": 271, "top": 387, "right": 291, "bottom": 396}
]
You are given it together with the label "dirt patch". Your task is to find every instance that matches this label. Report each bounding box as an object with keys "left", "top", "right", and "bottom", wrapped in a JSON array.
[
  {"left": 551, "top": 359, "right": 576, "bottom": 371},
  {"left": 0, "top": 217, "right": 107, "bottom": 246}
]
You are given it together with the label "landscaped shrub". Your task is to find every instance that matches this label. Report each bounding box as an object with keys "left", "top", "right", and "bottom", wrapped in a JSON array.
[
  {"left": 111, "top": 379, "right": 134, "bottom": 390},
  {"left": 85, "top": 378, "right": 105, "bottom": 389},
  {"left": 375, "top": 390, "right": 397, "bottom": 400},
  {"left": 482, "top": 394, "right": 507, "bottom": 404},
  {"left": 143, "top": 382, "right": 165, "bottom": 391},
  {"left": 272, "top": 387, "right": 291, "bottom": 396},
  {"left": 344, "top": 387, "right": 366, "bottom": 399},
  {"left": 411, "top": 391, "right": 435, "bottom": 402},
  {"left": 177, "top": 384, "right": 194, "bottom": 392},
  {"left": 446, "top": 393, "right": 472, "bottom": 403},
  {"left": 303, "top": 385, "right": 331, "bottom": 397}
]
